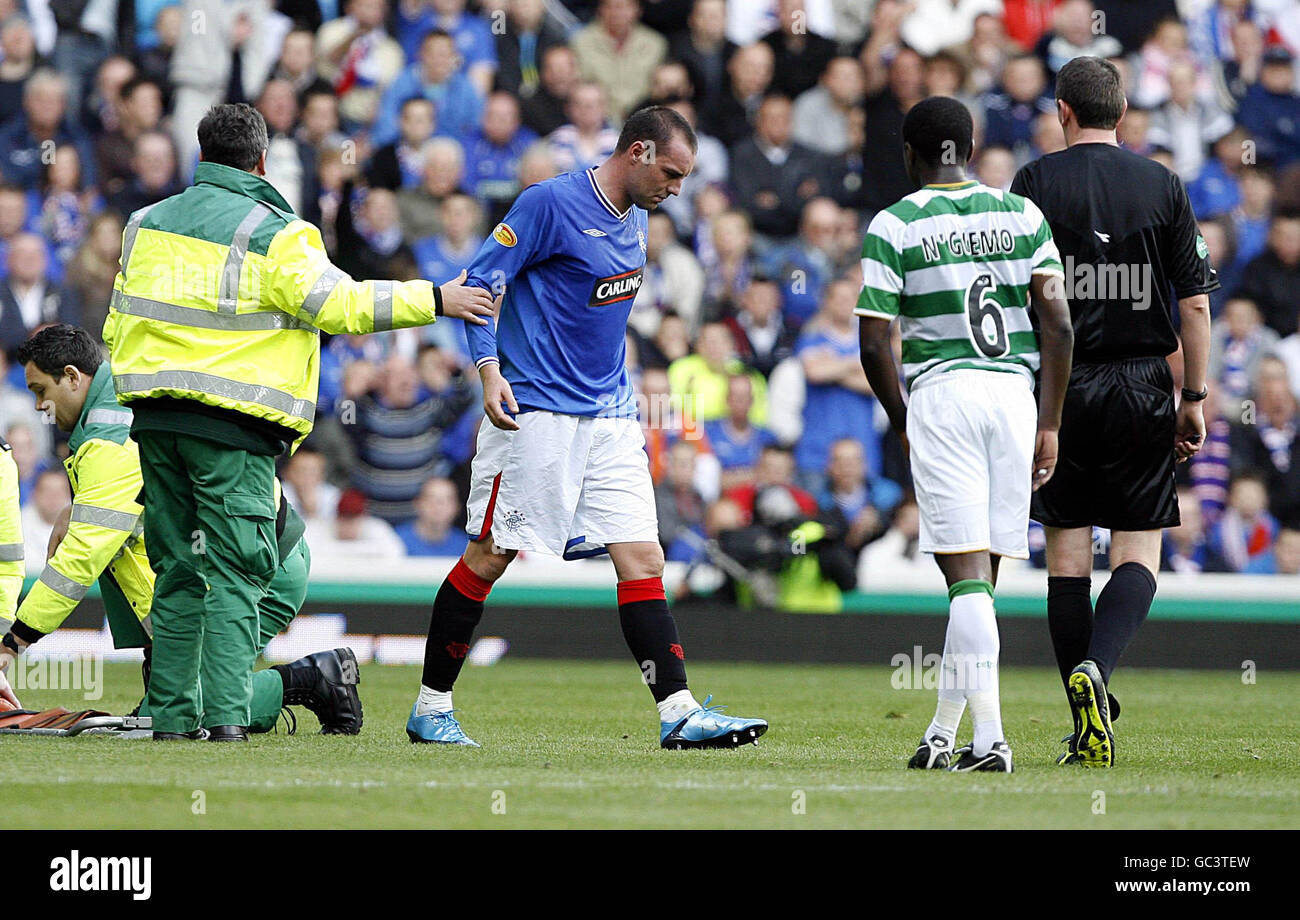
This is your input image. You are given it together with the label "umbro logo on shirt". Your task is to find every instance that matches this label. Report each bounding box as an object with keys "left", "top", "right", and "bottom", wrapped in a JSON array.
[
  {"left": 581, "top": 228, "right": 608, "bottom": 237},
  {"left": 1094, "top": 230, "right": 1110, "bottom": 243}
]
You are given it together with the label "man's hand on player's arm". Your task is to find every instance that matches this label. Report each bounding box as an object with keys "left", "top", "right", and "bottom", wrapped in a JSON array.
[
  {"left": 439, "top": 270, "right": 495, "bottom": 325},
  {"left": 1175, "top": 293, "right": 1212, "bottom": 462},
  {"left": 1029, "top": 272, "right": 1074, "bottom": 491},
  {"left": 858, "top": 316, "right": 907, "bottom": 448},
  {"left": 480, "top": 362, "right": 521, "bottom": 431}
]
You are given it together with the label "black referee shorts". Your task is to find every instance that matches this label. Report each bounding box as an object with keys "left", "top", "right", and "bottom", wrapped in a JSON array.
[{"left": 1031, "top": 356, "right": 1179, "bottom": 532}]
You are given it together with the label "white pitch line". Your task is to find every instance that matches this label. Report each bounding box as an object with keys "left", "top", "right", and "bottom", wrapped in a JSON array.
[{"left": 10, "top": 773, "right": 1298, "bottom": 800}]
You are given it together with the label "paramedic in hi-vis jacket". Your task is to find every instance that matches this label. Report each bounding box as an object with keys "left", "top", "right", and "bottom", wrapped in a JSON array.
[
  {"left": 103, "top": 103, "right": 494, "bottom": 741},
  {"left": 0, "top": 325, "right": 365, "bottom": 735}
]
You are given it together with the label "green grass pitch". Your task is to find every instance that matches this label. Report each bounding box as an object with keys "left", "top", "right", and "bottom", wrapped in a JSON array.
[{"left": 5, "top": 659, "right": 1298, "bottom": 829}]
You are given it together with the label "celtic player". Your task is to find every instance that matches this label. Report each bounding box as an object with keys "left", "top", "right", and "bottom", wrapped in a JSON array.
[{"left": 857, "top": 97, "right": 1074, "bottom": 772}]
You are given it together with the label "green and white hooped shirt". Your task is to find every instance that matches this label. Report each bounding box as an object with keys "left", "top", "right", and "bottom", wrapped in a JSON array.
[{"left": 856, "top": 180, "right": 1065, "bottom": 392}]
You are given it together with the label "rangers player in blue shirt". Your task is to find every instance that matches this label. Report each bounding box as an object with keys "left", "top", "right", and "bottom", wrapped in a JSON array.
[{"left": 407, "top": 107, "right": 768, "bottom": 749}]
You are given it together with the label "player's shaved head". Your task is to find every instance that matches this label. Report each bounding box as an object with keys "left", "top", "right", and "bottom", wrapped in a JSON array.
[
  {"left": 605, "top": 105, "right": 696, "bottom": 211},
  {"left": 616, "top": 104, "right": 697, "bottom": 155}
]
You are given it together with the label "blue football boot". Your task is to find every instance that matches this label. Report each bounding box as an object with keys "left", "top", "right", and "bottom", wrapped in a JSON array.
[
  {"left": 406, "top": 705, "right": 480, "bottom": 747},
  {"left": 660, "top": 695, "right": 768, "bottom": 750}
]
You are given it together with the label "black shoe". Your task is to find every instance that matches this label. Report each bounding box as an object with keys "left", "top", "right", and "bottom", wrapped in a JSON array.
[
  {"left": 1058, "top": 674, "right": 1084, "bottom": 765},
  {"left": 1067, "top": 660, "right": 1115, "bottom": 767},
  {"left": 280, "top": 648, "right": 363, "bottom": 735},
  {"left": 208, "top": 725, "right": 248, "bottom": 742},
  {"left": 1057, "top": 732, "right": 1083, "bottom": 765},
  {"left": 907, "top": 734, "right": 953, "bottom": 769},
  {"left": 949, "top": 741, "right": 1014, "bottom": 773},
  {"left": 1057, "top": 687, "right": 1121, "bottom": 765},
  {"left": 153, "top": 729, "right": 209, "bottom": 741}
]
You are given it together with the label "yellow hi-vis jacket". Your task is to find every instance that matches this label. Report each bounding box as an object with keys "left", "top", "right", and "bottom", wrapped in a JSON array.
[
  {"left": 0, "top": 441, "right": 24, "bottom": 621},
  {"left": 6, "top": 363, "right": 304, "bottom": 649},
  {"left": 9, "top": 363, "right": 153, "bottom": 647},
  {"left": 103, "top": 161, "right": 443, "bottom": 452}
]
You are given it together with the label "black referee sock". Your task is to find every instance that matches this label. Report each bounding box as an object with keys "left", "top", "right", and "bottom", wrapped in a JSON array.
[
  {"left": 1088, "top": 562, "right": 1157, "bottom": 684},
  {"left": 419, "top": 559, "right": 491, "bottom": 692},
  {"left": 1047, "top": 576, "right": 1093, "bottom": 688},
  {"left": 618, "top": 578, "right": 688, "bottom": 703}
]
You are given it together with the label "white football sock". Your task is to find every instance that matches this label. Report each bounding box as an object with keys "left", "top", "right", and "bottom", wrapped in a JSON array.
[
  {"left": 947, "top": 582, "right": 1003, "bottom": 757},
  {"left": 657, "top": 689, "right": 701, "bottom": 723},
  {"left": 416, "top": 685, "right": 453, "bottom": 716},
  {"left": 925, "top": 629, "right": 966, "bottom": 745}
]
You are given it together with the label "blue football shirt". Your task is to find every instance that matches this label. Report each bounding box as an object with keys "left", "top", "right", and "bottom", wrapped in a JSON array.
[{"left": 465, "top": 169, "right": 649, "bottom": 418}]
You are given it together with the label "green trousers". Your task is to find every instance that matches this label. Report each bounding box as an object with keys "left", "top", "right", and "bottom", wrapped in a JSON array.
[
  {"left": 246, "top": 541, "right": 310, "bottom": 732},
  {"left": 135, "top": 539, "right": 310, "bottom": 733},
  {"left": 136, "top": 431, "right": 280, "bottom": 734}
]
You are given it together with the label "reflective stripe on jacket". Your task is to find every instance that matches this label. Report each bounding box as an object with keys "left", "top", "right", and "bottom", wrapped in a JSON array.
[{"left": 103, "top": 161, "right": 441, "bottom": 451}]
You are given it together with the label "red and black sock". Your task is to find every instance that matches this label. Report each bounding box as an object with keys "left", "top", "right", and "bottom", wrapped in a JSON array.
[
  {"left": 617, "top": 577, "right": 688, "bottom": 703},
  {"left": 420, "top": 558, "right": 493, "bottom": 692},
  {"left": 1087, "top": 562, "right": 1156, "bottom": 684},
  {"left": 1047, "top": 575, "right": 1093, "bottom": 687}
]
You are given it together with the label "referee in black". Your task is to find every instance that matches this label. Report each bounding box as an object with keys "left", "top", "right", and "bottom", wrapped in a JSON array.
[{"left": 1010, "top": 57, "right": 1217, "bottom": 768}]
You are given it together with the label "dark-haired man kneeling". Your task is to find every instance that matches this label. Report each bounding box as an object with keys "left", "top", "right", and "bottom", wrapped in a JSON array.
[{"left": 0, "top": 324, "right": 361, "bottom": 739}]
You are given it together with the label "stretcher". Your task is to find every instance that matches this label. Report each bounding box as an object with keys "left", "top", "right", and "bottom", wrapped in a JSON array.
[{"left": 0, "top": 707, "right": 152, "bottom": 737}]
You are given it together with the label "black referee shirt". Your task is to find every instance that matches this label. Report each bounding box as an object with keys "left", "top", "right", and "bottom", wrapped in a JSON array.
[{"left": 1010, "top": 142, "right": 1220, "bottom": 364}]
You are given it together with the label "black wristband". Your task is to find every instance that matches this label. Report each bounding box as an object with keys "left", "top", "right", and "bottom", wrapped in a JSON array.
[
  {"left": 8, "top": 619, "right": 43, "bottom": 646},
  {"left": 433, "top": 283, "right": 443, "bottom": 317},
  {"left": 1181, "top": 386, "right": 1208, "bottom": 402}
]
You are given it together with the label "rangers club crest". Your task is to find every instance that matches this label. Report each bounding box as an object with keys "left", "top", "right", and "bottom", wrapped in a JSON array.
[{"left": 502, "top": 509, "right": 526, "bottom": 531}]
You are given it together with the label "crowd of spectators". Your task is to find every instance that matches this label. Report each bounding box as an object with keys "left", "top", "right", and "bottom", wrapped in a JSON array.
[{"left": 0, "top": 0, "right": 1298, "bottom": 585}]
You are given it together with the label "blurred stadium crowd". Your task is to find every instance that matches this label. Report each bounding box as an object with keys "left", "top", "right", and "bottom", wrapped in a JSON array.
[{"left": 1, "top": 0, "right": 1299, "bottom": 605}]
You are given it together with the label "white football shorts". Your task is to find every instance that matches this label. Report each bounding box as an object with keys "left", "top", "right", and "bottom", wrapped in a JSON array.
[
  {"left": 466, "top": 410, "right": 660, "bottom": 559},
  {"left": 906, "top": 369, "right": 1037, "bottom": 559}
]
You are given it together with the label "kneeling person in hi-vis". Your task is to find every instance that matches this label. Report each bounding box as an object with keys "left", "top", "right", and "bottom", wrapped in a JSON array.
[
  {"left": 857, "top": 97, "right": 1074, "bottom": 773},
  {"left": 0, "top": 325, "right": 363, "bottom": 736},
  {"left": 409, "top": 106, "right": 768, "bottom": 748}
]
